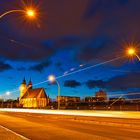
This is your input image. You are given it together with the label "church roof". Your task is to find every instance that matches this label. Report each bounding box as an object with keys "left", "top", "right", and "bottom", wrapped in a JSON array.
[{"left": 21, "top": 88, "right": 47, "bottom": 99}]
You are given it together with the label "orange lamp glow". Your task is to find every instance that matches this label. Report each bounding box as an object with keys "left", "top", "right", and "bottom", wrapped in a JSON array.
[
  {"left": 26, "top": 9, "right": 35, "bottom": 17},
  {"left": 127, "top": 48, "right": 135, "bottom": 55}
]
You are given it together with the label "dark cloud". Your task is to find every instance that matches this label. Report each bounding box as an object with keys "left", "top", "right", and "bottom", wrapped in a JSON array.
[
  {"left": 75, "top": 0, "right": 140, "bottom": 65},
  {"left": 76, "top": 42, "right": 125, "bottom": 67},
  {"left": 0, "top": 38, "right": 55, "bottom": 61},
  {"left": 64, "top": 80, "right": 81, "bottom": 88},
  {"left": 86, "top": 80, "right": 105, "bottom": 89},
  {"left": 55, "top": 62, "right": 64, "bottom": 72},
  {"left": 84, "top": 0, "right": 129, "bottom": 20},
  {"left": 1, "top": 0, "right": 140, "bottom": 64},
  {"left": 86, "top": 72, "right": 140, "bottom": 92},
  {"left": 17, "top": 67, "right": 26, "bottom": 71},
  {"left": 0, "top": 61, "right": 12, "bottom": 72},
  {"left": 106, "top": 72, "right": 140, "bottom": 91},
  {"left": 29, "top": 61, "right": 51, "bottom": 72}
]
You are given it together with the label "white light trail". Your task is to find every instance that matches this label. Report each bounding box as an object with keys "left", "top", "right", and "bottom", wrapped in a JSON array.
[
  {"left": 108, "top": 92, "right": 140, "bottom": 97},
  {"left": 0, "top": 109, "right": 140, "bottom": 119},
  {"left": 0, "top": 56, "right": 124, "bottom": 98}
]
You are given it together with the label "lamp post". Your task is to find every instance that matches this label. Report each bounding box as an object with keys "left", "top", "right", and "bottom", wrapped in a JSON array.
[
  {"left": 0, "top": 91, "right": 11, "bottom": 108},
  {"left": 0, "top": 8, "right": 36, "bottom": 19},
  {"left": 48, "top": 75, "right": 61, "bottom": 110}
]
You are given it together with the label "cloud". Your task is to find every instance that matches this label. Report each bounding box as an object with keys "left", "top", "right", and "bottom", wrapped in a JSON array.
[
  {"left": 86, "top": 80, "right": 105, "bottom": 89},
  {"left": 76, "top": 42, "right": 125, "bottom": 67},
  {"left": 29, "top": 61, "right": 51, "bottom": 72},
  {"left": 64, "top": 80, "right": 81, "bottom": 88},
  {"left": 75, "top": 0, "right": 140, "bottom": 66},
  {"left": 55, "top": 62, "right": 64, "bottom": 72},
  {"left": 106, "top": 72, "right": 140, "bottom": 91},
  {"left": 84, "top": 0, "right": 129, "bottom": 20},
  {"left": 86, "top": 72, "right": 140, "bottom": 92},
  {"left": 0, "top": 61, "right": 12, "bottom": 72},
  {"left": 1, "top": 0, "right": 140, "bottom": 64},
  {"left": 17, "top": 67, "right": 26, "bottom": 71},
  {"left": 0, "top": 38, "right": 55, "bottom": 61}
]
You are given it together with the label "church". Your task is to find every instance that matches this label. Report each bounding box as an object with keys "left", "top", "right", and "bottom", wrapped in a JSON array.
[{"left": 19, "top": 78, "right": 50, "bottom": 108}]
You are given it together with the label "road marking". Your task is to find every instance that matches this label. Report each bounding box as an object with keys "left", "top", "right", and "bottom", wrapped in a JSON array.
[{"left": 0, "top": 125, "right": 30, "bottom": 140}]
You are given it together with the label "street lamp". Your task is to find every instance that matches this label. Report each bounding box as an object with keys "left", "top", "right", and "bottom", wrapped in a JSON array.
[
  {"left": 127, "top": 48, "right": 140, "bottom": 61},
  {"left": 5, "top": 91, "right": 11, "bottom": 96},
  {"left": 26, "top": 9, "right": 35, "bottom": 17},
  {"left": 0, "top": 8, "right": 36, "bottom": 19},
  {"left": 48, "top": 75, "right": 61, "bottom": 110}
]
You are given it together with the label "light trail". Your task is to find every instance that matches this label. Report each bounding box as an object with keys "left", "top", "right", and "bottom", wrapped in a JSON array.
[
  {"left": 10, "top": 39, "right": 33, "bottom": 49},
  {"left": 34, "top": 56, "right": 124, "bottom": 86},
  {"left": 0, "top": 56, "right": 125, "bottom": 97},
  {"left": 125, "top": 98, "right": 140, "bottom": 101},
  {"left": 0, "top": 109, "right": 140, "bottom": 119},
  {"left": 108, "top": 92, "right": 140, "bottom": 97}
]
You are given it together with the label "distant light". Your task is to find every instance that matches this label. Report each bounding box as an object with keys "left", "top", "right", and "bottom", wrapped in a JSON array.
[
  {"left": 80, "top": 64, "right": 84, "bottom": 67},
  {"left": 48, "top": 75, "right": 56, "bottom": 82},
  {"left": 6, "top": 91, "right": 11, "bottom": 96}
]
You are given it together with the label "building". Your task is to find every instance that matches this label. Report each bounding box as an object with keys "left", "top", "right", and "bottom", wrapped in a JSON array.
[
  {"left": 57, "top": 96, "right": 80, "bottom": 106},
  {"left": 109, "top": 98, "right": 125, "bottom": 103},
  {"left": 85, "top": 97, "right": 97, "bottom": 103},
  {"left": 95, "top": 90, "right": 107, "bottom": 101},
  {"left": 19, "top": 78, "right": 49, "bottom": 108}
]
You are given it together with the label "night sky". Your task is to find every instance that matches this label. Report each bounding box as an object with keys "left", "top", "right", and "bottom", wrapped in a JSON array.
[{"left": 0, "top": 0, "right": 140, "bottom": 100}]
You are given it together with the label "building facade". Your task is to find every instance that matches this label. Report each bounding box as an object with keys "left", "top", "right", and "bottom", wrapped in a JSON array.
[
  {"left": 19, "top": 78, "right": 49, "bottom": 108},
  {"left": 95, "top": 90, "right": 107, "bottom": 101},
  {"left": 85, "top": 90, "right": 108, "bottom": 103},
  {"left": 57, "top": 96, "right": 80, "bottom": 106},
  {"left": 85, "top": 97, "right": 97, "bottom": 103}
]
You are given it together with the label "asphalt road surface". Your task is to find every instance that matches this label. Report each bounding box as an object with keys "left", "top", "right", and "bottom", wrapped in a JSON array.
[{"left": 0, "top": 111, "right": 140, "bottom": 140}]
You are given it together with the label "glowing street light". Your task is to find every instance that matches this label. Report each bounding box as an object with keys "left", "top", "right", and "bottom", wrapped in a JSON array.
[
  {"left": 48, "top": 75, "right": 61, "bottom": 110},
  {"left": 127, "top": 48, "right": 135, "bottom": 55},
  {"left": 5, "top": 91, "right": 11, "bottom": 96},
  {"left": 48, "top": 75, "right": 56, "bottom": 82},
  {"left": 127, "top": 48, "right": 140, "bottom": 61},
  {"left": 0, "top": 8, "right": 36, "bottom": 20},
  {"left": 26, "top": 9, "right": 35, "bottom": 17}
]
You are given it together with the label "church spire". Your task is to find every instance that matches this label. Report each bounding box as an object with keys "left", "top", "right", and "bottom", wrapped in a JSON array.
[
  {"left": 20, "top": 77, "right": 27, "bottom": 100},
  {"left": 22, "top": 77, "right": 26, "bottom": 84},
  {"left": 27, "top": 78, "right": 32, "bottom": 89}
]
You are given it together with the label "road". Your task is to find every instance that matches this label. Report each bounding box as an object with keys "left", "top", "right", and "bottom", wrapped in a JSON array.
[{"left": 0, "top": 111, "right": 140, "bottom": 140}]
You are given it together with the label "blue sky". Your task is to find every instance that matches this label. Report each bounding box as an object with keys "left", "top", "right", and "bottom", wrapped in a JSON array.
[{"left": 0, "top": 0, "right": 140, "bottom": 100}]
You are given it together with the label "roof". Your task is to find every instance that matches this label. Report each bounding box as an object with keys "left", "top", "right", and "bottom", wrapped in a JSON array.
[{"left": 21, "top": 88, "right": 47, "bottom": 99}]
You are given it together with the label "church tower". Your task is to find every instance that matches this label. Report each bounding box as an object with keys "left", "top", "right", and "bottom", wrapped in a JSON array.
[
  {"left": 19, "top": 78, "right": 27, "bottom": 99},
  {"left": 27, "top": 78, "right": 32, "bottom": 89}
]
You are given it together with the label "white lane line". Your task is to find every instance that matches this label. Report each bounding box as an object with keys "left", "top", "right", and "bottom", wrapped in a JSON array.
[{"left": 0, "top": 125, "right": 30, "bottom": 140}]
